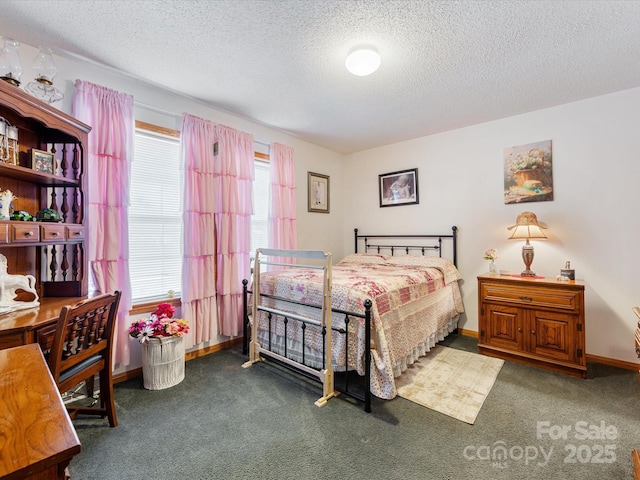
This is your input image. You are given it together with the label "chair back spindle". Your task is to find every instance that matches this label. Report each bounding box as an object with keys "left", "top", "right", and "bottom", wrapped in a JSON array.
[{"left": 47, "top": 291, "right": 121, "bottom": 427}]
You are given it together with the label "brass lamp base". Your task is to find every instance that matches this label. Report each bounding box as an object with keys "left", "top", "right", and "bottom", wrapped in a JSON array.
[{"left": 520, "top": 239, "right": 536, "bottom": 277}]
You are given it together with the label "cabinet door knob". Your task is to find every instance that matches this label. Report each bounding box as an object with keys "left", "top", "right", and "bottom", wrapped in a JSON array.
[
  {"left": 52, "top": 232, "right": 60, "bottom": 236},
  {"left": 520, "top": 296, "right": 533, "bottom": 302},
  {"left": 531, "top": 330, "right": 536, "bottom": 335},
  {"left": 24, "top": 231, "right": 33, "bottom": 237}
]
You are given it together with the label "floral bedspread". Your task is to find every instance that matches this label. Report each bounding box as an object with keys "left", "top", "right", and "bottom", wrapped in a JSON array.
[{"left": 254, "top": 253, "right": 464, "bottom": 399}]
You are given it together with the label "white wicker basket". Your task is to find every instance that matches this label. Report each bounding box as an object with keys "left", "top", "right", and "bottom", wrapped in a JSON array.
[{"left": 141, "top": 335, "right": 185, "bottom": 390}]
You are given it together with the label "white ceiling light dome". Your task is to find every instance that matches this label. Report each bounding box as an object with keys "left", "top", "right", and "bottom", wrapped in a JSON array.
[{"left": 345, "top": 46, "right": 381, "bottom": 76}]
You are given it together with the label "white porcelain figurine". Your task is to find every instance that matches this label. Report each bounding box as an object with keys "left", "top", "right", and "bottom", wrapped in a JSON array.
[
  {"left": 0, "top": 253, "right": 39, "bottom": 313},
  {"left": 0, "top": 189, "right": 16, "bottom": 220}
]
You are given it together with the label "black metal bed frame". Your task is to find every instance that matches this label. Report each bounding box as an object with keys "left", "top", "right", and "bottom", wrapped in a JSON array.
[
  {"left": 355, "top": 226, "right": 458, "bottom": 267},
  {"left": 242, "top": 226, "right": 458, "bottom": 413}
]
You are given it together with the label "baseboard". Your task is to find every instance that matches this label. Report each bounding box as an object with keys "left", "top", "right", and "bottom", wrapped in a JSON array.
[
  {"left": 185, "top": 337, "right": 242, "bottom": 361},
  {"left": 458, "top": 329, "right": 640, "bottom": 372},
  {"left": 113, "top": 337, "right": 243, "bottom": 384},
  {"left": 113, "top": 367, "right": 143, "bottom": 384},
  {"left": 585, "top": 353, "right": 640, "bottom": 372},
  {"left": 458, "top": 328, "right": 478, "bottom": 338}
]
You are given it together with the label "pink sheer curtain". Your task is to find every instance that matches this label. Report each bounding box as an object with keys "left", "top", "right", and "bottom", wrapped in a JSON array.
[
  {"left": 72, "top": 80, "right": 133, "bottom": 366},
  {"left": 214, "top": 125, "right": 254, "bottom": 337},
  {"left": 181, "top": 114, "right": 218, "bottom": 347},
  {"left": 268, "top": 143, "right": 298, "bottom": 256}
]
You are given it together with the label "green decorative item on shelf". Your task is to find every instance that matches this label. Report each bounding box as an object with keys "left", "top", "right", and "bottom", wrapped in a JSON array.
[
  {"left": 35, "top": 208, "right": 62, "bottom": 222},
  {"left": 10, "top": 210, "right": 32, "bottom": 221}
]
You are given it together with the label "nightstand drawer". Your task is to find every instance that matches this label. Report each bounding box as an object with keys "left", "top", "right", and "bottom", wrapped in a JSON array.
[{"left": 480, "top": 282, "right": 581, "bottom": 313}]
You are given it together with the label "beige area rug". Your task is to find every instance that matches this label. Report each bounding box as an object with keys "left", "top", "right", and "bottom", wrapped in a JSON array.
[{"left": 395, "top": 346, "right": 504, "bottom": 424}]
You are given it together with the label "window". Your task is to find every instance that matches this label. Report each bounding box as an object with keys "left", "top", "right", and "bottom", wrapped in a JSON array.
[
  {"left": 251, "top": 158, "right": 270, "bottom": 256},
  {"left": 129, "top": 126, "right": 183, "bottom": 302}
]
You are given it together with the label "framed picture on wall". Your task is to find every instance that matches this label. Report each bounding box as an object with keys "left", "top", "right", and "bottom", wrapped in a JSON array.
[
  {"left": 504, "top": 140, "right": 553, "bottom": 204},
  {"left": 308, "top": 171, "right": 330, "bottom": 213},
  {"left": 31, "top": 148, "right": 55, "bottom": 175},
  {"left": 379, "top": 168, "right": 419, "bottom": 207}
]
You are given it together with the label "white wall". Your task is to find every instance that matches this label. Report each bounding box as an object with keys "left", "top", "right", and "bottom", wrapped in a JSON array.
[{"left": 343, "top": 87, "right": 640, "bottom": 365}]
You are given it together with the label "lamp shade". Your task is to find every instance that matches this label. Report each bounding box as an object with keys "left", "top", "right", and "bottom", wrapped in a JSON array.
[
  {"left": 0, "top": 37, "right": 22, "bottom": 86},
  {"left": 32, "top": 47, "right": 59, "bottom": 84},
  {"left": 507, "top": 211, "right": 547, "bottom": 239},
  {"left": 345, "top": 47, "right": 381, "bottom": 76}
]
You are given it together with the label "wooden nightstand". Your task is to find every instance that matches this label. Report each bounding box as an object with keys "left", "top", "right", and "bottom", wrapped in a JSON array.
[{"left": 477, "top": 274, "right": 586, "bottom": 378}]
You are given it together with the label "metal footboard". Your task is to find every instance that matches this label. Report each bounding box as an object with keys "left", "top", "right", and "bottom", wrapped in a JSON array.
[{"left": 241, "top": 249, "right": 373, "bottom": 412}]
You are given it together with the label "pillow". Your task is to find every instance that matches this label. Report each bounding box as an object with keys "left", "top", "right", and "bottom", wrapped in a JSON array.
[
  {"left": 383, "top": 255, "right": 462, "bottom": 284},
  {"left": 338, "top": 253, "right": 389, "bottom": 265}
]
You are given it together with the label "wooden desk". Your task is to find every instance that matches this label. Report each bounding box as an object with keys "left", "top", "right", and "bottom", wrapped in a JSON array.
[
  {"left": 0, "top": 297, "right": 86, "bottom": 351},
  {"left": 0, "top": 343, "right": 81, "bottom": 479}
]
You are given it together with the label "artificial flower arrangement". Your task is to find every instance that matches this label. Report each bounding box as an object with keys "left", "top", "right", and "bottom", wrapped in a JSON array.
[
  {"left": 483, "top": 248, "right": 499, "bottom": 261},
  {"left": 129, "top": 302, "right": 189, "bottom": 344}
]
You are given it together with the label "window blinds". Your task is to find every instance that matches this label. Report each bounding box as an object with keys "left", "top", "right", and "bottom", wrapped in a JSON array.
[
  {"left": 250, "top": 159, "right": 270, "bottom": 257},
  {"left": 129, "top": 129, "right": 183, "bottom": 301}
]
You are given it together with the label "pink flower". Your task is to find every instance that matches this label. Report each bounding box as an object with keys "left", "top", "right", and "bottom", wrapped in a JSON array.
[
  {"left": 483, "top": 248, "right": 499, "bottom": 261},
  {"left": 129, "top": 303, "right": 188, "bottom": 342}
]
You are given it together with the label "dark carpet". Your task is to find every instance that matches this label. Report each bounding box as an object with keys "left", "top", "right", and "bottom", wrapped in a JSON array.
[{"left": 68, "top": 335, "right": 640, "bottom": 479}]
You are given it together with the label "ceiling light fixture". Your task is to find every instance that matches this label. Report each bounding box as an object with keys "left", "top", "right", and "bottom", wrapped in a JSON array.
[{"left": 345, "top": 46, "right": 381, "bottom": 76}]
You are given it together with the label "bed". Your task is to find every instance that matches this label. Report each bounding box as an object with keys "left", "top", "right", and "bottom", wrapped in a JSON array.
[{"left": 242, "top": 227, "right": 464, "bottom": 412}]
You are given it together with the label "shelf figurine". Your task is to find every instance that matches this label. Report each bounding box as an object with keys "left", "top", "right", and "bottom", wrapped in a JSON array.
[
  {"left": 0, "top": 189, "right": 16, "bottom": 219},
  {"left": 0, "top": 253, "right": 39, "bottom": 314}
]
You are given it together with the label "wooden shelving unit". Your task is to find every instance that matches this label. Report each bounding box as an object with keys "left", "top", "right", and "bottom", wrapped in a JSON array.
[{"left": 0, "top": 80, "right": 90, "bottom": 299}]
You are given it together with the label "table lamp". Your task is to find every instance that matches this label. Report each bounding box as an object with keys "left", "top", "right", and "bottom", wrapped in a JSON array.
[{"left": 507, "top": 211, "right": 547, "bottom": 277}]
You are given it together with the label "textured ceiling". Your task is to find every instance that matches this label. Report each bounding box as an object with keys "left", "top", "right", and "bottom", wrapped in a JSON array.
[{"left": 1, "top": 0, "right": 640, "bottom": 154}]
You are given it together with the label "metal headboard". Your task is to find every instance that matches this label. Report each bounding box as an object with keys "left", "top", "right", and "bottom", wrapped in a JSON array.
[{"left": 354, "top": 226, "right": 458, "bottom": 267}]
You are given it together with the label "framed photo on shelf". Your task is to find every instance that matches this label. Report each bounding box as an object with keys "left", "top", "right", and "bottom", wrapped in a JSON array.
[
  {"left": 308, "top": 171, "right": 330, "bottom": 213},
  {"left": 379, "top": 168, "right": 419, "bottom": 207},
  {"left": 31, "top": 149, "right": 55, "bottom": 174}
]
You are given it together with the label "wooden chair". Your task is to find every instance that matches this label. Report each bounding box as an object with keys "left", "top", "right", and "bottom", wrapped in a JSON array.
[{"left": 47, "top": 291, "right": 121, "bottom": 427}]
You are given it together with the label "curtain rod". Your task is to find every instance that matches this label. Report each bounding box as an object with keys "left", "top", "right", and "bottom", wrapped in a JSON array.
[
  {"left": 134, "top": 100, "right": 271, "bottom": 148},
  {"left": 134, "top": 100, "right": 182, "bottom": 118}
]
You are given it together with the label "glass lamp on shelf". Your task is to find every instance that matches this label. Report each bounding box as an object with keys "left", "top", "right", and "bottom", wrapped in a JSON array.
[
  {"left": 25, "top": 47, "right": 64, "bottom": 104},
  {"left": 0, "top": 37, "right": 23, "bottom": 87}
]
